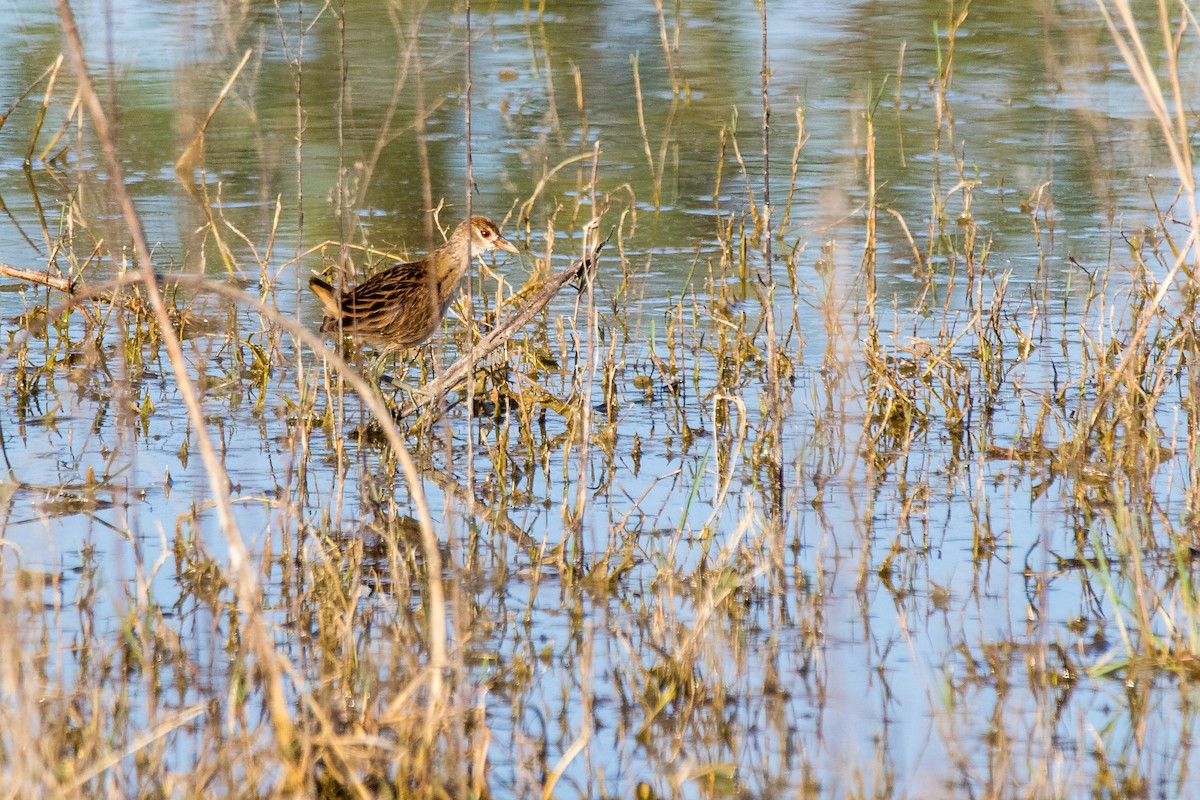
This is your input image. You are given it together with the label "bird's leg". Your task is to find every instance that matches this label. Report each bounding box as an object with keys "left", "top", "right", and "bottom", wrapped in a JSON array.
[
  {"left": 374, "top": 347, "right": 425, "bottom": 408},
  {"left": 422, "top": 343, "right": 440, "bottom": 380},
  {"left": 360, "top": 345, "right": 401, "bottom": 388}
]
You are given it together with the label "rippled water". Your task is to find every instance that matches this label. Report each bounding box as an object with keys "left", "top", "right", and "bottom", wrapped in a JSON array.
[{"left": 1, "top": 1, "right": 1198, "bottom": 797}]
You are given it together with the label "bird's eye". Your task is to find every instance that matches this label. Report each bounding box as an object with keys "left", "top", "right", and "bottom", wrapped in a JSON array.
[{"left": 480, "top": 229, "right": 492, "bottom": 238}]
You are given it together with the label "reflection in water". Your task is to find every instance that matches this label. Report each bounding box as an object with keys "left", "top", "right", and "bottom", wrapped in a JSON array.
[{"left": 0, "top": 1, "right": 1196, "bottom": 797}]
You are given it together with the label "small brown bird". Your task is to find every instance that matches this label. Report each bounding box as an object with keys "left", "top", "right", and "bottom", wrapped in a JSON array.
[{"left": 309, "top": 215, "right": 519, "bottom": 352}]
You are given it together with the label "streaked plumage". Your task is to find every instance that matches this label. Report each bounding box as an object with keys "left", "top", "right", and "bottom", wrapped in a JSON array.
[{"left": 309, "top": 215, "right": 518, "bottom": 352}]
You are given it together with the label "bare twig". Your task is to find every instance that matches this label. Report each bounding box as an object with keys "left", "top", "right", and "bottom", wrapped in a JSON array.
[{"left": 0, "top": 261, "right": 74, "bottom": 294}]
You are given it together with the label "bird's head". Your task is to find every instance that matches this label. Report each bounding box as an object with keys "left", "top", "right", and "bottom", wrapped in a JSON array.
[{"left": 461, "top": 215, "right": 519, "bottom": 258}]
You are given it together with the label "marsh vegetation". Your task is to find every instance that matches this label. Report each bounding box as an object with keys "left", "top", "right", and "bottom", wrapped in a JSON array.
[{"left": 0, "top": 0, "right": 1198, "bottom": 797}]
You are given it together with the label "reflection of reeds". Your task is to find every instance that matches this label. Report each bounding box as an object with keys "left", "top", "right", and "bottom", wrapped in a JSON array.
[
  {"left": 55, "top": 0, "right": 305, "bottom": 772},
  {"left": 174, "top": 48, "right": 255, "bottom": 276},
  {"left": 52, "top": 0, "right": 448, "bottom": 785},
  {"left": 1083, "top": 0, "right": 1200, "bottom": 669},
  {"left": 4, "top": 0, "right": 1200, "bottom": 795},
  {"left": 25, "top": 55, "right": 64, "bottom": 166},
  {"left": 0, "top": 55, "right": 69, "bottom": 165}
]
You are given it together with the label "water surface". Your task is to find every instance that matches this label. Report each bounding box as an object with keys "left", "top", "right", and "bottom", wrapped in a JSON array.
[{"left": 0, "top": 1, "right": 1197, "bottom": 798}]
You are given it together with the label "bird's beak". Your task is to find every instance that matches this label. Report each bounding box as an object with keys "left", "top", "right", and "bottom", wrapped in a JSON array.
[{"left": 495, "top": 235, "right": 520, "bottom": 255}]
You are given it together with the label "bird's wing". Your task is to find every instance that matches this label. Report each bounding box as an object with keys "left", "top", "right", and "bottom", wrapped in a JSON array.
[{"left": 333, "top": 260, "right": 439, "bottom": 343}]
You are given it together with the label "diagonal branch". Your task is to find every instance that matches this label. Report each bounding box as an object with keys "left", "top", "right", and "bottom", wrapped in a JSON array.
[{"left": 393, "top": 240, "right": 605, "bottom": 419}]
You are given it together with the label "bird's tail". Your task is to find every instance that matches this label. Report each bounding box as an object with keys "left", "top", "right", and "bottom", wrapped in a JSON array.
[
  {"left": 308, "top": 276, "right": 339, "bottom": 316},
  {"left": 308, "top": 277, "right": 341, "bottom": 333}
]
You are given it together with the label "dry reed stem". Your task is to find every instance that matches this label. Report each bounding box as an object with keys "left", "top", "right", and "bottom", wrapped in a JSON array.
[
  {"left": 54, "top": 1, "right": 308, "bottom": 777},
  {"left": 37, "top": 89, "right": 80, "bottom": 163},
  {"left": 1085, "top": 0, "right": 1200, "bottom": 438},
  {"left": 174, "top": 48, "right": 254, "bottom": 181},
  {"left": 631, "top": 54, "right": 661, "bottom": 208},
  {"left": 25, "top": 55, "right": 64, "bottom": 164},
  {"left": 756, "top": 0, "right": 785, "bottom": 520},
  {"left": 0, "top": 57, "right": 62, "bottom": 130},
  {"left": 517, "top": 151, "right": 595, "bottom": 229},
  {"left": 63, "top": 704, "right": 207, "bottom": 793},
  {"left": 170, "top": 50, "right": 258, "bottom": 278},
  {"left": 568, "top": 149, "right": 603, "bottom": 544},
  {"left": 1096, "top": 0, "right": 1195, "bottom": 200},
  {"left": 652, "top": 0, "right": 680, "bottom": 97},
  {"left": 540, "top": 626, "right": 594, "bottom": 799}
]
